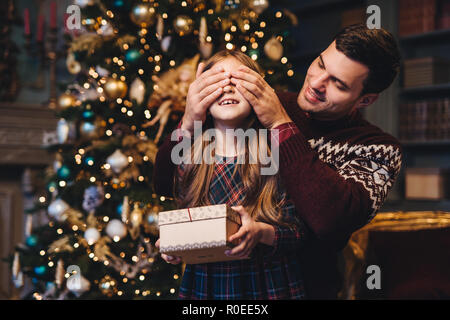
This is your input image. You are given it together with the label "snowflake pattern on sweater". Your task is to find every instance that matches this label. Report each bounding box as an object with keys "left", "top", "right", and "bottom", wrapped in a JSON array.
[{"left": 308, "top": 137, "right": 402, "bottom": 218}]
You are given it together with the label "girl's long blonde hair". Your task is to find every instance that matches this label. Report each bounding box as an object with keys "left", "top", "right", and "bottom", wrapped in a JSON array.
[{"left": 174, "top": 50, "right": 291, "bottom": 227}]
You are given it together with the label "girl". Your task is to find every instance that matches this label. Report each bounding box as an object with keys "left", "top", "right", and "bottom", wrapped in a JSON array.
[{"left": 160, "top": 50, "right": 307, "bottom": 300}]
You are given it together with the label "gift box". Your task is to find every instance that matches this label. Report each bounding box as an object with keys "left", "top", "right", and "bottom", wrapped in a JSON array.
[{"left": 158, "top": 204, "right": 243, "bottom": 264}]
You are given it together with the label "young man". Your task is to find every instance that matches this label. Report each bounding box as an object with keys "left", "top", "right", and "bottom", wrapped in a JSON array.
[{"left": 154, "top": 24, "right": 403, "bottom": 299}]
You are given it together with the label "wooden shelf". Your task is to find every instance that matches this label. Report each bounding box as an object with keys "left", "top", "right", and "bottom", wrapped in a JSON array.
[
  {"left": 400, "top": 82, "right": 450, "bottom": 95},
  {"left": 380, "top": 199, "right": 450, "bottom": 212},
  {"left": 401, "top": 140, "right": 450, "bottom": 147},
  {"left": 399, "top": 28, "right": 450, "bottom": 43}
]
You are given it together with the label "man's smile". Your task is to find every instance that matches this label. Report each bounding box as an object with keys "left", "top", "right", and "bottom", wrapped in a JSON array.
[{"left": 305, "top": 85, "right": 326, "bottom": 104}]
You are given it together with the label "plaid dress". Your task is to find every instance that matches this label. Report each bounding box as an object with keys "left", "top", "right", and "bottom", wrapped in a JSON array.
[{"left": 177, "top": 155, "right": 306, "bottom": 300}]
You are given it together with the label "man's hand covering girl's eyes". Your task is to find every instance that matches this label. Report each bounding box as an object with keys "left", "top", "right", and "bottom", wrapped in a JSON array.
[{"left": 230, "top": 66, "right": 292, "bottom": 129}]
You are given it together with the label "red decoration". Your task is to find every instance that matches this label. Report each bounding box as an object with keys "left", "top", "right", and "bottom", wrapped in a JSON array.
[
  {"left": 50, "top": 1, "right": 57, "bottom": 29},
  {"left": 24, "top": 8, "right": 30, "bottom": 35},
  {"left": 37, "top": 15, "right": 45, "bottom": 41}
]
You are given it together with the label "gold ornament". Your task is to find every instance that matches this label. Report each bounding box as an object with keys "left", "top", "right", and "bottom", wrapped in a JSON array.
[
  {"left": 144, "top": 54, "right": 200, "bottom": 143},
  {"left": 199, "top": 17, "right": 213, "bottom": 58},
  {"left": 156, "top": 14, "right": 164, "bottom": 40},
  {"left": 173, "top": 15, "right": 194, "bottom": 36},
  {"left": 103, "top": 78, "right": 128, "bottom": 100},
  {"left": 130, "top": 4, "right": 156, "bottom": 27},
  {"left": 58, "top": 93, "right": 76, "bottom": 109},
  {"left": 264, "top": 37, "right": 284, "bottom": 61},
  {"left": 55, "top": 259, "right": 64, "bottom": 288},
  {"left": 48, "top": 236, "right": 75, "bottom": 254},
  {"left": 66, "top": 53, "right": 81, "bottom": 74},
  {"left": 129, "top": 203, "right": 143, "bottom": 240}
]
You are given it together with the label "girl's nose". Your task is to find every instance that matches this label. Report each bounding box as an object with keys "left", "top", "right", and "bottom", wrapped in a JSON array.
[{"left": 223, "top": 85, "right": 234, "bottom": 93}]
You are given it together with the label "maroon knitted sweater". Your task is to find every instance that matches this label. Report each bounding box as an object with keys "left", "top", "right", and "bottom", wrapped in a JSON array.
[{"left": 153, "top": 91, "right": 403, "bottom": 299}]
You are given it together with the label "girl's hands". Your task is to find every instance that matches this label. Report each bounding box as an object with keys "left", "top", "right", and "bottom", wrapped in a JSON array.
[
  {"left": 155, "top": 238, "right": 182, "bottom": 265},
  {"left": 226, "top": 206, "right": 273, "bottom": 258},
  {"left": 181, "top": 62, "right": 231, "bottom": 134}
]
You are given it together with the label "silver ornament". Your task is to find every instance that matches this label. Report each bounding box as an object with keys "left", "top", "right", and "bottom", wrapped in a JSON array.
[
  {"left": 129, "top": 78, "right": 146, "bottom": 105},
  {"left": 105, "top": 219, "right": 127, "bottom": 240},
  {"left": 84, "top": 227, "right": 101, "bottom": 245},
  {"left": 96, "top": 65, "right": 110, "bottom": 77},
  {"left": 67, "top": 274, "right": 90, "bottom": 297},
  {"left": 99, "top": 22, "right": 114, "bottom": 36},
  {"left": 106, "top": 149, "right": 128, "bottom": 174},
  {"left": 75, "top": 0, "right": 94, "bottom": 7},
  {"left": 79, "top": 88, "right": 99, "bottom": 102},
  {"left": 48, "top": 199, "right": 70, "bottom": 221},
  {"left": 57, "top": 119, "right": 69, "bottom": 144},
  {"left": 82, "top": 185, "right": 104, "bottom": 212},
  {"left": 161, "top": 36, "right": 172, "bottom": 52}
]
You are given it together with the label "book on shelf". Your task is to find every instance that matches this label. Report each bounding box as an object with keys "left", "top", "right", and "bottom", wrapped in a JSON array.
[
  {"left": 399, "top": 98, "right": 450, "bottom": 142},
  {"left": 438, "top": 0, "right": 450, "bottom": 29},
  {"left": 398, "top": 0, "right": 437, "bottom": 36},
  {"left": 403, "top": 57, "right": 450, "bottom": 88},
  {"left": 341, "top": 7, "right": 365, "bottom": 28}
]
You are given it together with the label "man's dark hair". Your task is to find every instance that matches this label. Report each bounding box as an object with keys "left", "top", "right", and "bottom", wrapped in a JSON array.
[{"left": 334, "top": 24, "right": 401, "bottom": 96}]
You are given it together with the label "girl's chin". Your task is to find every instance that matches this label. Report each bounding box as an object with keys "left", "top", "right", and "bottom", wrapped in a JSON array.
[{"left": 212, "top": 115, "right": 248, "bottom": 127}]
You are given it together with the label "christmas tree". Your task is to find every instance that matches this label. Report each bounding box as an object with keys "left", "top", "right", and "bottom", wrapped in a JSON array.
[{"left": 7, "top": 0, "right": 299, "bottom": 299}]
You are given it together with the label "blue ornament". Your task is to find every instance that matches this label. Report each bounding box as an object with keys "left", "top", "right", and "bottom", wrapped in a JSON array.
[
  {"left": 26, "top": 235, "right": 38, "bottom": 247},
  {"left": 84, "top": 156, "right": 95, "bottom": 166},
  {"left": 80, "top": 121, "right": 96, "bottom": 135},
  {"left": 34, "top": 265, "right": 46, "bottom": 275},
  {"left": 47, "top": 181, "right": 57, "bottom": 192},
  {"left": 147, "top": 214, "right": 157, "bottom": 224},
  {"left": 125, "top": 49, "right": 141, "bottom": 62},
  {"left": 114, "top": 0, "right": 124, "bottom": 7},
  {"left": 32, "top": 278, "right": 39, "bottom": 284},
  {"left": 57, "top": 165, "right": 71, "bottom": 179},
  {"left": 46, "top": 282, "right": 56, "bottom": 290},
  {"left": 116, "top": 203, "right": 123, "bottom": 215},
  {"left": 82, "top": 110, "right": 94, "bottom": 119},
  {"left": 249, "top": 49, "right": 259, "bottom": 58},
  {"left": 224, "top": 0, "right": 240, "bottom": 10}
]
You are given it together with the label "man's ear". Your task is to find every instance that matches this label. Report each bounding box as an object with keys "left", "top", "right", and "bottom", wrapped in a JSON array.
[{"left": 356, "top": 94, "right": 378, "bottom": 109}]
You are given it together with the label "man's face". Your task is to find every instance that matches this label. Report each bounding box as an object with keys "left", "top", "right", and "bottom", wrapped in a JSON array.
[{"left": 297, "top": 41, "right": 372, "bottom": 120}]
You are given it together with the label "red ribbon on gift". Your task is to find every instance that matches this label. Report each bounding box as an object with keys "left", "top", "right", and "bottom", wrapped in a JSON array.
[{"left": 187, "top": 208, "right": 192, "bottom": 222}]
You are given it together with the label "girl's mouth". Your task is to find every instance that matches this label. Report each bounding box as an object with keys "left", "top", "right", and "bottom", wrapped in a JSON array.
[{"left": 219, "top": 99, "right": 239, "bottom": 106}]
